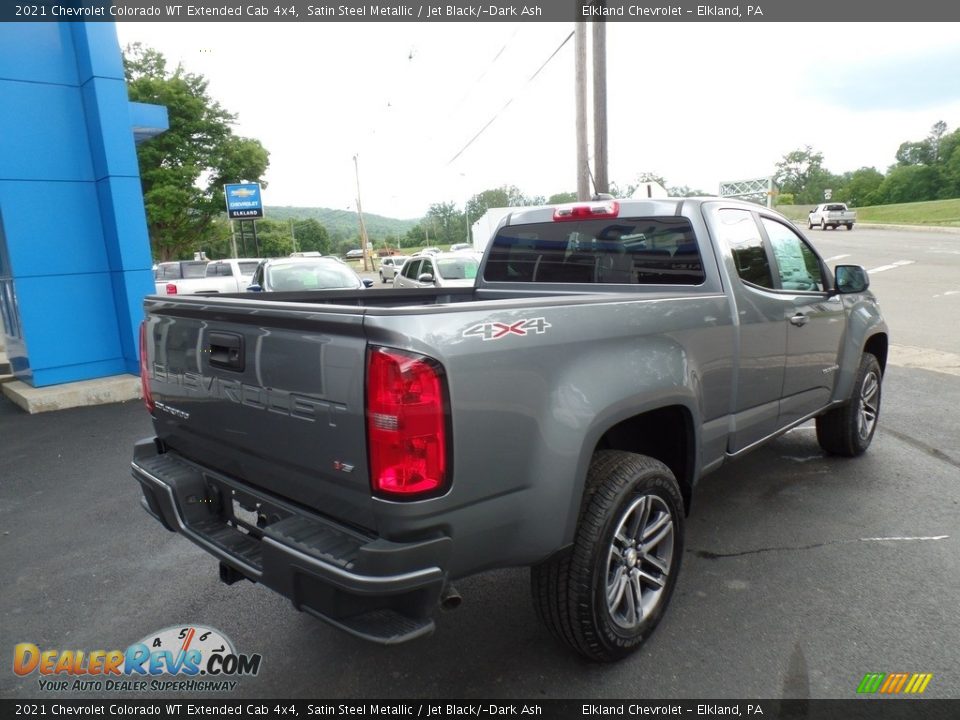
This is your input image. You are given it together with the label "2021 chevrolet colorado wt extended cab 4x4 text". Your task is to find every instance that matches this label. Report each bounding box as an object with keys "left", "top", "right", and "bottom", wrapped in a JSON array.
[{"left": 132, "top": 198, "right": 887, "bottom": 661}]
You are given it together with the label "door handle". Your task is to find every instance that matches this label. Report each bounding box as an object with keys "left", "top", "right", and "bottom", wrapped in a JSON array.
[
  {"left": 208, "top": 332, "right": 245, "bottom": 371},
  {"left": 789, "top": 313, "right": 809, "bottom": 327}
]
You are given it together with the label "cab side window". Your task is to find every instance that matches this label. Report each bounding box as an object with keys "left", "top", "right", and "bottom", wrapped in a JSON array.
[
  {"left": 760, "top": 218, "right": 825, "bottom": 292},
  {"left": 419, "top": 258, "right": 434, "bottom": 279},
  {"left": 403, "top": 259, "right": 421, "bottom": 279},
  {"left": 717, "top": 209, "right": 774, "bottom": 289}
]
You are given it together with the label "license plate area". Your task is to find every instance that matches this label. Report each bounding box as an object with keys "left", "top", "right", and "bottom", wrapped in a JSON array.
[{"left": 200, "top": 476, "right": 291, "bottom": 539}]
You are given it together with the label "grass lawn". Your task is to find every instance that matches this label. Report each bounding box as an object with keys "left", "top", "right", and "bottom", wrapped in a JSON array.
[{"left": 775, "top": 198, "right": 960, "bottom": 227}]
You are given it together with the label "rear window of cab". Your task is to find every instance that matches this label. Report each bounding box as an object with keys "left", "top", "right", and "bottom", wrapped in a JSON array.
[{"left": 483, "top": 217, "right": 705, "bottom": 285}]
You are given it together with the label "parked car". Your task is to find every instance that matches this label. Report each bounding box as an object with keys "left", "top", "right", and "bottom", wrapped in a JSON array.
[
  {"left": 345, "top": 248, "right": 365, "bottom": 259},
  {"left": 449, "top": 243, "right": 473, "bottom": 253},
  {"left": 393, "top": 252, "right": 480, "bottom": 289},
  {"left": 246, "top": 257, "right": 373, "bottom": 292},
  {"left": 378, "top": 255, "right": 409, "bottom": 283},
  {"left": 152, "top": 260, "right": 208, "bottom": 295},
  {"left": 182, "top": 258, "right": 262, "bottom": 295}
]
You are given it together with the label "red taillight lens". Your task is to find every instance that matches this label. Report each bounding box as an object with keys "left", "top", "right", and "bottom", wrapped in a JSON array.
[
  {"left": 366, "top": 347, "right": 449, "bottom": 498},
  {"left": 139, "top": 321, "right": 155, "bottom": 414},
  {"left": 553, "top": 200, "right": 620, "bottom": 221},
  {"left": 165, "top": 283, "right": 178, "bottom": 294}
]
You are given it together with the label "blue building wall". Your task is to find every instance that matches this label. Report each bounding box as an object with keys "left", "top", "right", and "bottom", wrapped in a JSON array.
[{"left": 0, "top": 22, "right": 166, "bottom": 387}]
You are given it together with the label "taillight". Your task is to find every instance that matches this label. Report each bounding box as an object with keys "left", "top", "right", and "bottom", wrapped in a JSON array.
[
  {"left": 139, "top": 321, "right": 155, "bottom": 414},
  {"left": 165, "top": 283, "right": 178, "bottom": 294},
  {"left": 366, "top": 347, "right": 449, "bottom": 498},
  {"left": 553, "top": 199, "right": 620, "bottom": 221}
]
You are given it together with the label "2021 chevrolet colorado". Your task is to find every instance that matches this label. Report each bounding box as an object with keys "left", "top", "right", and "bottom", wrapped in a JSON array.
[{"left": 132, "top": 198, "right": 888, "bottom": 661}]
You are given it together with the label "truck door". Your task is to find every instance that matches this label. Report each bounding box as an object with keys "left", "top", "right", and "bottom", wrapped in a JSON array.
[
  {"left": 758, "top": 217, "right": 845, "bottom": 425},
  {"left": 709, "top": 208, "right": 787, "bottom": 453}
]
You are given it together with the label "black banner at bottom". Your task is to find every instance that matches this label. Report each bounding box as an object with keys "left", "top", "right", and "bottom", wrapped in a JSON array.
[{"left": 2, "top": 699, "right": 958, "bottom": 720}]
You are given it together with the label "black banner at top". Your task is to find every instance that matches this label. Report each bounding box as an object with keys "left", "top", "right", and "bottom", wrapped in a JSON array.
[{"left": 3, "top": 0, "right": 960, "bottom": 22}]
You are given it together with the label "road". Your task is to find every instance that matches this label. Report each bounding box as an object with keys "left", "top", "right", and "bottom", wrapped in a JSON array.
[{"left": 1, "top": 226, "right": 958, "bottom": 701}]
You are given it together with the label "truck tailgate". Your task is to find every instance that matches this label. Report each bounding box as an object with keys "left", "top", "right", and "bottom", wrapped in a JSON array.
[{"left": 143, "top": 298, "right": 375, "bottom": 530}]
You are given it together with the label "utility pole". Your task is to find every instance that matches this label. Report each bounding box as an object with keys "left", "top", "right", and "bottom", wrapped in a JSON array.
[
  {"left": 352, "top": 154, "right": 371, "bottom": 271},
  {"left": 592, "top": 16, "right": 608, "bottom": 196},
  {"left": 575, "top": 21, "right": 590, "bottom": 201},
  {"left": 289, "top": 218, "right": 297, "bottom": 253}
]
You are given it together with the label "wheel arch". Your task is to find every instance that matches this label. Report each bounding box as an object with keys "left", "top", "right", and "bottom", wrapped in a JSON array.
[
  {"left": 863, "top": 332, "right": 888, "bottom": 375},
  {"left": 562, "top": 403, "right": 698, "bottom": 546}
]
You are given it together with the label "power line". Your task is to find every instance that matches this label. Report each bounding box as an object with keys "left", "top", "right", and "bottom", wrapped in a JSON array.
[
  {"left": 446, "top": 27, "right": 520, "bottom": 119},
  {"left": 447, "top": 30, "right": 575, "bottom": 166}
]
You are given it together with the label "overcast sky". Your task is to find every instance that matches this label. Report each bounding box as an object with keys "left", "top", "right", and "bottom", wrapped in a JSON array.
[{"left": 115, "top": 22, "right": 960, "bottom": 219}]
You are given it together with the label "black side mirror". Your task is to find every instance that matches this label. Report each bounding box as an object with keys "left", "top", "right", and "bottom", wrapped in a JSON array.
[
  {"left": 246, "top": 284, "right": 263, "bottom": 292},
  {"left": 834, "top": 265, "right": 869, "bottom": 294},
  {"left": 362, "top": 279, "right": 374, "bottom": 288}
]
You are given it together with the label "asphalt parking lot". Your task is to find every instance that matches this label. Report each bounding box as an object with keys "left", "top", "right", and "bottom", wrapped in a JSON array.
[{"left": 2, "top": 226, "right": 958, "bottom": 700}]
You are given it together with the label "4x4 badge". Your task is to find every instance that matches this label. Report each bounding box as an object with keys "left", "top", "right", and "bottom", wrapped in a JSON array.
[{"left": 462, "top": 317, "right": 552, "bottom": 341}]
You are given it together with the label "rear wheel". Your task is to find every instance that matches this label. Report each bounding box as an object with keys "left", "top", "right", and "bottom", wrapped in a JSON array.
[
  {"left": 821, "top": 219, "right": 827, "bottom": 230},
  {"left": 380, "top": 272, "right": 386, "bottom": 283},
  {"left": 531, "top": 451, "right": 684, "bottom": 662},
  {"left": 816, "top": 353, "right": 882, "bottom": 456},
  {"left": 846, "top": 224, "right": 854, "bottom": 230}
]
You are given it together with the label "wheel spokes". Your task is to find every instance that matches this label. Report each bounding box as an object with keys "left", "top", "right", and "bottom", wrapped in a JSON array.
[{"left": 605, "top": 494, "right": 675, "bottom": 630}]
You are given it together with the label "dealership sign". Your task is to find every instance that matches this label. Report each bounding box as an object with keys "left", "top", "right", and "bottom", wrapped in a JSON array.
[{"left": 224, "top": 183, "right": 264, "bottom": 219}]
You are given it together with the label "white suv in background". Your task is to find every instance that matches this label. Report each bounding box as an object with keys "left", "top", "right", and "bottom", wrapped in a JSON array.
[{"left": 379, "top": 256, "right": 409, "bottom": 283}]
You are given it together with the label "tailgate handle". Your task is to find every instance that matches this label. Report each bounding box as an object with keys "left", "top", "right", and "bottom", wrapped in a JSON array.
[{"left": 208, "top": 332, "right": 245, "bottom": 371}]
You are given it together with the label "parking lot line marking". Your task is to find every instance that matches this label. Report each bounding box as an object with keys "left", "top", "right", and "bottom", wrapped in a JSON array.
[
  {"left": 945, "top": 290, "right": 959, "bottom": 296},
  {"left": 825, "top": 254, "right": 851, "bottom": 262},
  {"left": 859, "top": 535, "right": 949, "bottom": 542},
  {"left": 868, "top": 260, "right": 916, "bottom": 273}
]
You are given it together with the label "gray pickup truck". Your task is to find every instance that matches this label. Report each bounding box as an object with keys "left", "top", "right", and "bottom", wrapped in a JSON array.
[{"left": 132, "top": 198, "right": 888, "bottom": 662}]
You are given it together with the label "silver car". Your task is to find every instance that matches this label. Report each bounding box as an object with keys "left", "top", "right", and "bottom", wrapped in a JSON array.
[
  {"left": 247, "top": 257, "right": 373, "bottom": 292},
  {"left": 393, "top": 252, "right": 480, "bottom": 289}
]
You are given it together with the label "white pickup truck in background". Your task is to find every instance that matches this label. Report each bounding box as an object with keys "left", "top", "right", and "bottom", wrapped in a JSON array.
[
  {"left": 155, "top": 258, "right": 262, "bottom": 295},
  {"left": 808, "top": 203, "right": 856, "bottom": 231},
  {"left": 153, "top": 260, "right": 208, "bottom": 295}
]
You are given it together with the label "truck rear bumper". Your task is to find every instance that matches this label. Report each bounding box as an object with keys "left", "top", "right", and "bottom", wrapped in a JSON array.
[{"left": 131, "top": 438, "right": 450, "bottom": 644}]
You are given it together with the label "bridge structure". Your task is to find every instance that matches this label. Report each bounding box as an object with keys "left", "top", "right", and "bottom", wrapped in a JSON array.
[{"left": 719, "top": 177, "right": 775, "bottom": 207}]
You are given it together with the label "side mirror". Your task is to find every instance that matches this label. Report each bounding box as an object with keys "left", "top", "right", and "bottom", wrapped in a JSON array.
[
  {"left": 362, "top": 279, "right": 374, "bottom": 288},
  {"left": 246, "top": 284, "right": 262, "bottom": 292},
  {"left": 418, "top": 273, "right": 435, "bottom": 284},
  {"left": 834, "top": 265, "right": 869, "bottom": 294}
]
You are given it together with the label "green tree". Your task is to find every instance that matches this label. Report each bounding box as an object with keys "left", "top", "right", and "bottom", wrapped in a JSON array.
[
  {"left": 547, "top": 191, "right": 577, "bottom": 204},
  {"left": 873, "top": 165, "right": 942, "bottom": 205},
  {"left": 426, "top": 201, "right": 465, "bottom": 246},
  {"left": 465, "top": 185, "right": 541, "bottom": 220},
  {"left": 124, "top": 43, "right": 270, "bottom": 261},
  {"left": 839, "top": 167, "right": 885, "bottom": 207},
  {"left": 774, "top": 146, "right": 831, "bottom": 204},
  {"left": 291, "top": 218, "right": 331, "bottom": 254}
]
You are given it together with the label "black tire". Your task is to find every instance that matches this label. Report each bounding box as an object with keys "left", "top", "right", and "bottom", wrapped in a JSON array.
[
  {"left": 846, "top": 224, "right": 854, "bottom": 231},
  {"left": 821, "top": 219, "right": 827, "bottom": 230},
  {"left": 808, "top": 221, "right": 814, "bottom": 230},
  {"left": 531, "top": 451, "right": 685, "bottom": 662},
  {"left": 816, "top": 353, "right": 882, "bottom": 457},
  {"left": 379, "top": 272, "right": 386, "bottom": 283}
]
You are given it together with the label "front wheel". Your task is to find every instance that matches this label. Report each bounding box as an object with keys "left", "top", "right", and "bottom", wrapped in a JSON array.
[
  {"left": 531, "top": 451, "right": 685, "bottom": 662},
  {"left": 808, "top": 220, "right": 814, "bottom": 230},
  {"left": 821, "top": 219, "right": 827, "bottom": 230},
  {"left": 816, "top": 353, "right": 882, "bottom": 456}
]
